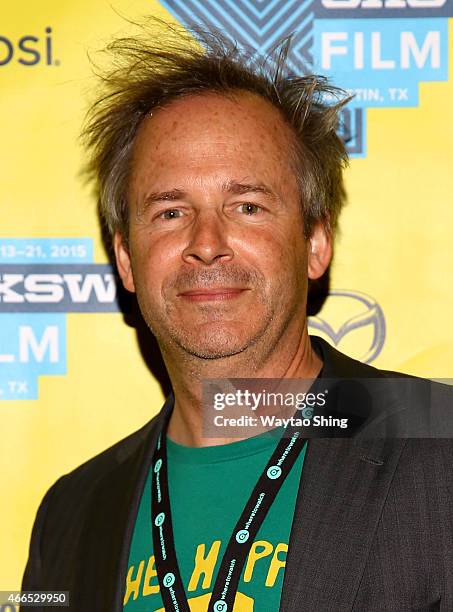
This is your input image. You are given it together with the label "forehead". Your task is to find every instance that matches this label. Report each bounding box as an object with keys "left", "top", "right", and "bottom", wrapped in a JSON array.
[
  {"left": 129, "top": 91, "right": 298, "bottom": 190},
  {"left": 138, "top": 91, "right": 293, "bottom": 145}
]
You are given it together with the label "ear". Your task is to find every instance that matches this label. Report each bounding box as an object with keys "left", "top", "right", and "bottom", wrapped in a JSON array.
[
  {"left": 307, "top": 222, "right": 333, "bottom": 280},
  {"left": 113, "top": 231, "right": 135, "bottom": 293}
]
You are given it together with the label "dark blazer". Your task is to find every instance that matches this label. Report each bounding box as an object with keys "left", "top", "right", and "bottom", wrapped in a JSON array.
[{"left": 21, "top": 337, "right": 453, "bottom": 611}]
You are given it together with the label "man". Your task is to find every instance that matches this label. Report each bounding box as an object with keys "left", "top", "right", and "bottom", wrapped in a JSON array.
[{"left": 22, "top": 23, "right": 453, "bottom": 612}]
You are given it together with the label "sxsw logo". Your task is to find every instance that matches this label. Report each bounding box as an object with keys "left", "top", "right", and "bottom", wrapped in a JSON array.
[
  {"left": 0, "top": 265, "right": 118, "bottom": 312},
  {"left": 0, "top": 239, "right": 117, "bottom": 400},
  {"left": 0, "top": 264, "right": 118, "bottom": 400}
]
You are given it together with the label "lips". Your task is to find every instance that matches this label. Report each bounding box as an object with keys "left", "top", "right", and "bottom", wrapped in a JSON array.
[{"left": 177, "top": 288, "right": 248, "bottom": 302}]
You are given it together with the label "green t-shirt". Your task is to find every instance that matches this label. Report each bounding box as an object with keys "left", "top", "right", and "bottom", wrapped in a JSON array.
[{"left": 124, "top": 429, "right": 306, "bottom": 612}]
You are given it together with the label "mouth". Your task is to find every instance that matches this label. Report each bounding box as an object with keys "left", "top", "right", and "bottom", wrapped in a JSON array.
[{"left": 177, "top": 288, "right": 249, "bottom": 302}]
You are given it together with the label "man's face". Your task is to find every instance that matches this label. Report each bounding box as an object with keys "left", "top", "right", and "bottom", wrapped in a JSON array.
[{"left": 115, "top": 92, "right": 330, "bottom": 360}]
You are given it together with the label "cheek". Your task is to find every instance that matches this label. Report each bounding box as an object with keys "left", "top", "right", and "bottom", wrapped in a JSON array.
[
  {"left": 129, "top": 235, "right": 182, "bottom": 294},
  {"left": 238, "top": 226, "right": 306, "bottom": 271}
]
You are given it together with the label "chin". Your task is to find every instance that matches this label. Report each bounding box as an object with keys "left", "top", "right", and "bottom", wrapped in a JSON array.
[{"left": 171, "top": 325, "right": 255, "bottom": 360}]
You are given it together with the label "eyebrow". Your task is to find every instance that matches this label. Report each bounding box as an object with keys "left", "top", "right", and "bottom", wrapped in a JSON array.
[
  {"left": 142, "top": 189, "right": 185, "bottom": 207},
  {"left": 142, "top": 181, "right": 275, "bottom": 209},
  {"left": 222, "top": 180, "right": 274, "bottom": 197}
]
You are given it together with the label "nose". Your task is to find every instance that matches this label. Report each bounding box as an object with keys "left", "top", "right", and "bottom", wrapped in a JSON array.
[{"left": 182, "top": 209, "right": 234, "bottom": 265}]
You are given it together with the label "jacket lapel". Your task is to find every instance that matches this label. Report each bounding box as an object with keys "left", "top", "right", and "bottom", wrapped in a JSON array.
[
  {"left": 72, "top": 396, "right": 173, "bottom": 612},
  {"left": 280, "top": 437, "right": 406, "bottom": 612},
  {"left": 280, "top": 337, "right": 407, "bottom": 611}
]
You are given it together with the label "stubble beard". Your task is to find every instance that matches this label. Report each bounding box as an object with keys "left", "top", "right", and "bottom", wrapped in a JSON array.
[
  {"left": 136, "top": 294, "right": 305, "bottom": 375},
  {"left": 138, "top": 291, "right": 273, "bottom": 361},
  {"left": 135, "top": 263, "right": 286, "bottom": 362}
]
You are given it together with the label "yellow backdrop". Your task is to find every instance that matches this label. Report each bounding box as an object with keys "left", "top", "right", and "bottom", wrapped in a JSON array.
[{"left": 1, "top": 0, "right": 452, "bottom": 593}]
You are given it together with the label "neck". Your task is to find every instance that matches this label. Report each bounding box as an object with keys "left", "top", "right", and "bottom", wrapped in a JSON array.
[{"left": 164, "top": 326, "right": 322, "bottom": 447}]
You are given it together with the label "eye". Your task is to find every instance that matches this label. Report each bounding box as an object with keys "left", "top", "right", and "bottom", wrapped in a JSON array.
[
  {"left": 237, "top": 203, "right": 262, "bottom": 216},
  {"left": 159, "top": 209, "right": 183, "bottom": 220}
]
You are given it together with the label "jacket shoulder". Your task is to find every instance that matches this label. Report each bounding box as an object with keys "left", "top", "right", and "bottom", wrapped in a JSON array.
[{"left": 22, "top": 409, "right": 165, "bottom": 594}]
